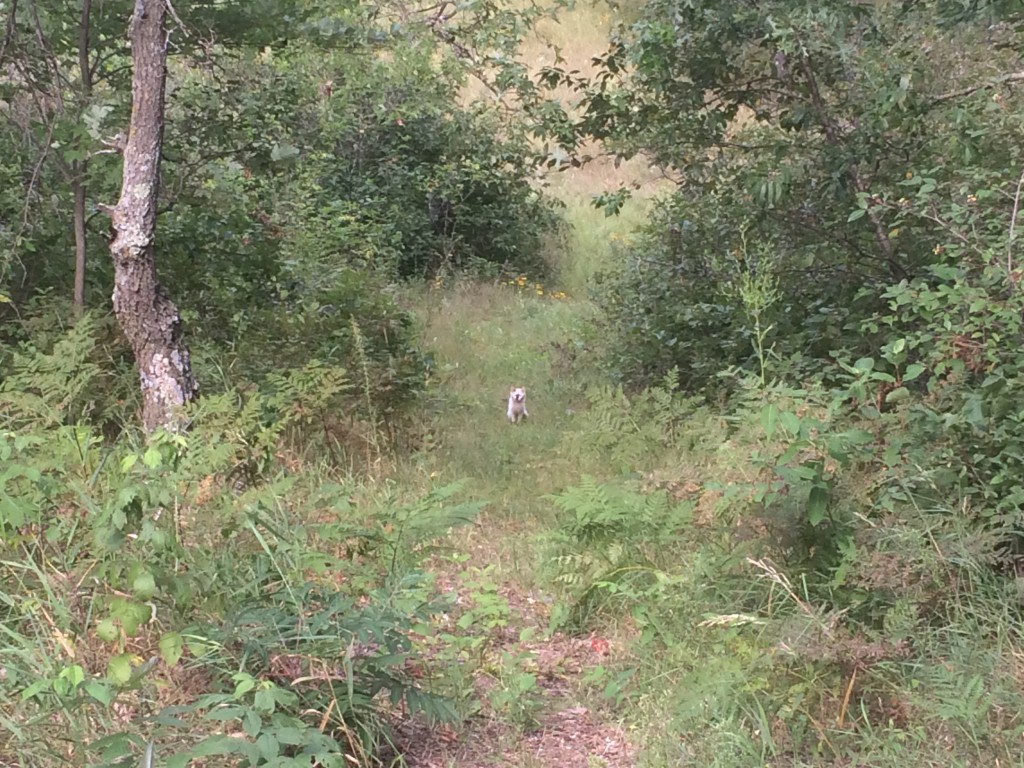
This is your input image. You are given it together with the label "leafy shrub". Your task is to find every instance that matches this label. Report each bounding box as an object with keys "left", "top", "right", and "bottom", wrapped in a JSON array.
[
  {"left": 0, "top": 309, "right": 137, "bottom": 433},
  {"left": 1, "top": 282, "right": 427, "bottom": 460},
  {"left": 279, "top": 44, "right": 558, "bottom": 281},
  {"left": 548, "top": 378, "right": 1024, "bottom": 764},
  {"left": 561, "top": 368, "right": 711, "bottom": 473},
  {"left": 576, "top": 0, "right": 1023, "bottom": 397},
  {"left": 0, "top": 352, "right": 482, "bottom": 766},
  {"left": 190, "top": 267, "right": 430, "bottom": 449}
]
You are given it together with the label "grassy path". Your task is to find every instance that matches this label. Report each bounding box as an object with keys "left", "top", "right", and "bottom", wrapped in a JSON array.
[
  {"left": 418, "top": 283, "right": 587, "bottom": 518},
  {"left": 393, "top": 10, "right": 666, "bottom": 761},
  {"left": 395, "top": 281, "right": 639, "bottom": 767}
]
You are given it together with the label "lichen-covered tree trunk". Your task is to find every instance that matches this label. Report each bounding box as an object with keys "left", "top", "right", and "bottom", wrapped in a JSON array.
[{"left": 109, "top": 0, "right": 197, "bottom": 431}]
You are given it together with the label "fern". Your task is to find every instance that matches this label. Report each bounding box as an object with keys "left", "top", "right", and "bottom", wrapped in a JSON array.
[
  {"left": 1, "top": 314, "right": 103, "bottom": 428},
  {"left": 563, "top": 369, "right": 705, "bottom": 471},
  {"left": 376, "top": 480, "right": 486, "bottom": 574},
  {"left": 546, "top": 476, "right": 692, "bottom": 631}
]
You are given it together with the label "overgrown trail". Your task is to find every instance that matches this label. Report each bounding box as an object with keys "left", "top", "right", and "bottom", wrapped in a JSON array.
[{"left": 398, "top": 282, "right": 637, "bottom": 767}]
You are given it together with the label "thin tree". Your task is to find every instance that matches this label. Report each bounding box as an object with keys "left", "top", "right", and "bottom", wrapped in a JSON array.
[
  {"left": 73, "top": 0, "right": 93, "bottom": 311},
  {"left": 108, "top": 0, "right": 198, "bottom": 431}
]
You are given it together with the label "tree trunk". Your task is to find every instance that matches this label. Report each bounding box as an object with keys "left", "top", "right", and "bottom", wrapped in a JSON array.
[
  {"left": 109, "top": 0, "right": 198, "bottom": 432},
  {"left": 72, "top": 170, "right": 88, "bottom": 309},
  {"left": 72, "top": 0, "right": 92, "bottom": 311}
]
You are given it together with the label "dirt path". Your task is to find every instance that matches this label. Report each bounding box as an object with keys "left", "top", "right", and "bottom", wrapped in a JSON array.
[
  {"left": 397, "top": 576, "right": 636, "bottom": 768},
  {"left": 396, "top": 283, "right": 639, "bottom": 767}
]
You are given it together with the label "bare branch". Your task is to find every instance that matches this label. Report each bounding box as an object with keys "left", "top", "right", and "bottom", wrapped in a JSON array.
[
  {"left": 932, "top": 70, "right": 1024, "bottom": 105},
  {"left": 1008, "top": 167, "right": 1024, "bottom": 284}
]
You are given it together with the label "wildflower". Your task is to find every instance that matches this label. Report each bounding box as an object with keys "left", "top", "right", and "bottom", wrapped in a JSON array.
[{"left": 967, "top": 194, "right": 977, "bottom": 203}]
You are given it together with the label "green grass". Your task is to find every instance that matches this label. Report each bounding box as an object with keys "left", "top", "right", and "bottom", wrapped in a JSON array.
[
  {"left": 404, "top": 281, "right": 599, "bottom": 522},
  {"left": 542, "top": 182, "right": 659, "bottom": 295}
]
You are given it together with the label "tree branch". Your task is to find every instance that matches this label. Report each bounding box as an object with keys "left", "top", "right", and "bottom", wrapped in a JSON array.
[
  {"left": 1008, "top": 167, "right": 1024, "bottom": 284},
  {"left": 0, "top": 0, "right": 16, "bottom": 68},
  {"left": 932, "top": 70, "right": 1024, "bottom": 105}
]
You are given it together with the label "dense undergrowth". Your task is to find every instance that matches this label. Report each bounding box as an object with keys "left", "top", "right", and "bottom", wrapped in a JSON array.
[{"left": 4, "top": 0, "right": 1024, "bottom": 766}]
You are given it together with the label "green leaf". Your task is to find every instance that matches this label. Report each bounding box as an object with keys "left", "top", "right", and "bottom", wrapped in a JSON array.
[
  {"left": 847, "top": 208, "right": 867, "bottom": 222},
  {"left": 133, "top": 571, "right": 157, "bottom": 600},
  {"left": 107, "top": 654, "right": 133, "bottom": 685},
  {"left": 761, "top": 403, "right": 779, "bottom": 441},
  {"left": 271, "top": 143, "right": 300, "bottom": 161},
  {"left": 142, "top": 447, "right": 162, "bottom": 469},
  {"left": 807, "top": 486, "right": 829, "bottom": 526},
  {"left": 185, "top": 637, "right": 214, "bottom": 659},
  {"left": 779, "top": 411, "right": 801, "bottom": 436},
  {"left": 21, "top": 679, "right": 49, "bottom": 701},
  {"left": 186, "top": 735, "right": 259, "bottom": 761},
  {"left": 233, "top": 675, "right": 257, "bottom": 697},
  {"left": 254, "top": 686, "right": 276, "bottom": 713},
  {"left": 243, "top": 708, "right": 262, "bottom": 738},
  {"left": 84, "top": 680, "right": 115, "bottom": 707},
  {"left": 89, "top": 733, "right": 135, "bottom": 761},
  {"left": 903, "top": 363, "right": 925, "bottom": 381},
  {"left": 96, "top": 618, "right": 119, "bottom": 643},
  {"left": 273, "top": 726, "right": 306, "bottom": 745},
  {"left": 885, "top": 386, "right": 910, "bottom": 403},
  {"left": 159, "top": 632, "right": 184, "bottom": 667},
  {"left": 256, "top": 732, "right": 280, "bottom": 760},
  {"left": 60, "top": 664, "right": 86, "bottom": 687}
]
